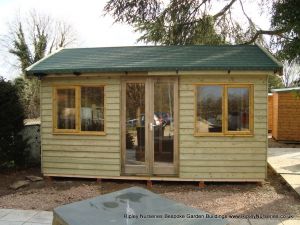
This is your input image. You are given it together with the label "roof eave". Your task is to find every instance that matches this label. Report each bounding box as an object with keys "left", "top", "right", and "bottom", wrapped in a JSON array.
[
  {"left": 255, "top": 43, "right": 283, "bottom": 75},
  {"left": 25, "top": 48, "right": 64, "bottom": 77}
]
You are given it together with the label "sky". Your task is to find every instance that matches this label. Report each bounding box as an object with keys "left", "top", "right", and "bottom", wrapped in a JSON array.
[
  {"left": 0, "top": 0, "right": 142, "bottom": 80},
  {"left": 0, "top": 0, "right": 271, "bottom": 80}
]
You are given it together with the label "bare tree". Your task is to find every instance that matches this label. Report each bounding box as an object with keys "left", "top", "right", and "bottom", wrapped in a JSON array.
[
  {"left": 2, "top": 10, "right": 77, "bottom": 118},
  {"left": 4, "top": 10, "right": 77, "bottom": 73},
  {"left": 281, "top": 60, "right": 300, "bottom": 87}
]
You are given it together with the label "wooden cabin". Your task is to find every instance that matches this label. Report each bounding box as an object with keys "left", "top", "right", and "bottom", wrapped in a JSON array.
[
  {"left": 271, "top": 87, "right": 300, "bottom": 141},
  {"left": 26, "top": 45, "right": 282, "bottom": 183}
]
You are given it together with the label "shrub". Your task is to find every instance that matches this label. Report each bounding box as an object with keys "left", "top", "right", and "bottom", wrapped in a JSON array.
[{"left": 0, "top": 76, "right": 28, "bottom": 169}]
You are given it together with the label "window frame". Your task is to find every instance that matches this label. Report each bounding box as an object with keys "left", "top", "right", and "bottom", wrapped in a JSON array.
[
  {"left": 194, "top": 83, "right": 254, "bottom": 137},
  {"left": 52, "top": 85, "right": 106, "bottom": 135}
]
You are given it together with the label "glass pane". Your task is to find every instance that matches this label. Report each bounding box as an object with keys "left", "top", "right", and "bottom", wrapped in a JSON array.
[
  {"left": 228, "top": 87, "right": 250, "bottom": 131},
  {"left": 57, "top": 89, "right": 76, "bottom": 129},
  {"left": 154, "top": 82, "right": 174, "bottom": 163},
  {"left": 196, "top": 86, "right": 223, "bottom": 133},
  {"left": 126, "top": 83, "right": 145, "bottom": 164},
  {"left": 81, "top": 87, "right": 104, "bottom": 132}
]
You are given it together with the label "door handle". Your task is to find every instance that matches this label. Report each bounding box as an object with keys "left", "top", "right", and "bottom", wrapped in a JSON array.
[{"left": 149, "top": 123, "right": 154, "bottom": 131}]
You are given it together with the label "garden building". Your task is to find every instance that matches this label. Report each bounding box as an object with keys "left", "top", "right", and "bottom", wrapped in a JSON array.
[
  {"left": 26, "top": 45, "right": 282, "bottom": 182},
  {"left": 270, "top": 87, "right": 300, "bottom": 141}
]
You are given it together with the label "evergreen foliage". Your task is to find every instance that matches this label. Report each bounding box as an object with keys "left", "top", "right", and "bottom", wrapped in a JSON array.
[{"left": 0, "top": 76, "right": 28, "bottom": 169}]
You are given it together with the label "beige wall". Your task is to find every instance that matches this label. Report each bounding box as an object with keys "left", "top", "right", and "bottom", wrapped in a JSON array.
[
  {"left": 41, "top": 73, "right": 268, "bottom": 181},
  {"left": 40, "top": 76, "right": 121, "bottom": 177},
  {"left": 178, "top": 75, "right": 268, "bottom": 180}
]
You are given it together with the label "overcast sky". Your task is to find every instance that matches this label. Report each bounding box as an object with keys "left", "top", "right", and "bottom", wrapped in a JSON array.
[
  {"left": 0, "top": 0, "right": 271, "bottom": 80},
  {"left": 0, "top": 0, "right": 143, "bottom": 80}
]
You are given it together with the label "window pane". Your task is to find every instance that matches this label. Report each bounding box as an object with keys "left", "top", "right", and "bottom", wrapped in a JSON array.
[
  {"left": 126, "top": 83, "right": 145, "bottom": 164},
  {"left": 228, "top": 87, "right": 250, "bottom": 131},
  {"left": 196, "top": 86, "right": 223, "bottom": 133},
  {"left": 57, "top": 89, "right": 76, "bottom": 129},
  {"left": 154, "top": 82, "right": 174, "bottom": 163},
  {"left": 81, "top": 87, "right": 104, "bottom": 131}
]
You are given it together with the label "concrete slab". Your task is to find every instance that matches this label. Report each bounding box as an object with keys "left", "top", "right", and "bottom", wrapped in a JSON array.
[
  {"left": 281, "top": 219, "right": 300, "bottom": 225},
  {"left": 0, "top": 209, "right": 53, "bottom": 225},
  {"left": 281, "top": 174, "right": 300, "bottom": 195},
  {"left": 249, "top": 219, "right": 284, "bottom": 225},
  {"left": 227, "top": 219, "right": 251, "bottom": 224},
  {"left": 27, "top": 211, "right": 53, "bottom": 224},
  {"left": 0, "top": 221, "right": 23, "bottom": 225},
  {"left": 268, "top": 148, "right": 300, "bottom": 174},
  {"left": 268, "top": 148, "right": 300, "bottom": 196},
  {"left": 0, "top": 209, "right": 14, "bottom": 219},
  {"left": 0, "top": 210, "right": 38, "bottom": 222},
  {"left": 23, "top": 223, "right": 52, "bottom": 225},
  {"left": 0, "top": 209, "right": 299, "bottom": 225}
]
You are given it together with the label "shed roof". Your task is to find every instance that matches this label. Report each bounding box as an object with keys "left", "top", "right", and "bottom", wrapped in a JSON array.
[
  {"left": 26, "top": 44, "right": 282, "bottom": 76},
  {"left": 272, "top": 87, "right": 300, "bottom": 93}
]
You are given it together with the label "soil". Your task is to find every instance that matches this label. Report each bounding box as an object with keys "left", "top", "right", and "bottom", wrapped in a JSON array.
[
  {"left": 268, "top": 137, "right": 300, "bottom": 148},
  {"left": 0, "top": 139, "right": 299, "bottom": 218}
]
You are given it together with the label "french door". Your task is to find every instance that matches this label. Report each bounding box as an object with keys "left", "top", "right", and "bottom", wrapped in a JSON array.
[{"left": 121, "top": 77, "right": 178, "bottom": 176}]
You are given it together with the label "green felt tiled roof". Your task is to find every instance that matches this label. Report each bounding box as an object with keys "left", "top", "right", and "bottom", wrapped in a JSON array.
[{"left": 26, "top": 44, "right": 282, "bottom": 75}]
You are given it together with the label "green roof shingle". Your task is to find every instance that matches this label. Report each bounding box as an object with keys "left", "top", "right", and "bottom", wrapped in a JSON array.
[{"left": 26, "top": 44, "right": 282, "bottom": 75}]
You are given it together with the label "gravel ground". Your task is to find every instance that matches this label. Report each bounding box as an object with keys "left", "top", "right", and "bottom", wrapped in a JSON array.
[
  {"left": 0, "top": 139, "right": 299, "bottom": 217},
  {"left": 268, "top": 137, "right": 300, "bottom": 148},
  {"left": 0, "top": 168, "right": 299, "bottom": 218}
]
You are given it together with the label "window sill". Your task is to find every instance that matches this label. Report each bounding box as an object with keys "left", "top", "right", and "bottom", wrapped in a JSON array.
[
  {"left": 194, "top": 133, "right": 254, "bottom": 137},
  {"left": 52, "top": 131, "right": 106, "bottom": 136}
]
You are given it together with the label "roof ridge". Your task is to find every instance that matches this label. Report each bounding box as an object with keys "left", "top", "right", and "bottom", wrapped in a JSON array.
[{"left": 63, "top": 44, "right": 254, "bottom": 50}]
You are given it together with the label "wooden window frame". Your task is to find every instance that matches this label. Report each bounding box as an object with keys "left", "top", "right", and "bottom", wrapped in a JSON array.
[
  {"left": 53, "top": 85, "right": 106, "bottom": 135},
  {"left": 194, "top": 83, "right": 254, "bottom": 137}
]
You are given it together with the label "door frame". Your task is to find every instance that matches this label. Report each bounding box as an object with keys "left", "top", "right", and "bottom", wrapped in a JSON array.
[{"left": 120, "top": 76, "right": 179, "bottom": 177}]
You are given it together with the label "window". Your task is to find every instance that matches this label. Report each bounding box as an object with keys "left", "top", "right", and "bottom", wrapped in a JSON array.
[
  {"left": 195, "top": 84, "right": 253, "bottom": 136},
  {"left": 57, "top": 88, "right": 76, "bottom": 130},
  {"left": 53, "top": 86, "right": 105, "bottom": 134},
  {"left": 196, "top": 85, "right": 223, "bottom": 133}
]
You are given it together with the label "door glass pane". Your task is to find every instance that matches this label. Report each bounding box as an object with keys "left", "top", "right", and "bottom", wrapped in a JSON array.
[
  {"left": 154, "top": 81, "right": 174, "bottom": 163},
  {"left": 196, "top": 86, "right": 223, "bottom": 133},
  {"left": 228, "top": 87, "right": 250, "bottom": 131},
  {"left": 126, "top": 83, "right": 145, "bottom": 165},
  {"left": 57, "top": 89, "right": 76, "bottom": 129},
  {"left": 81, "top": 87, "right": 104, "bottom": 131}
]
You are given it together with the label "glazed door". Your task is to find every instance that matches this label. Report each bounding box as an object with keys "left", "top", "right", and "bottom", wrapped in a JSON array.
[
  {"left": 150, "top": 78, "right": 178, "bottom": 175},
  {"left": 121, "top": 77, "right": 178, "bottom": 176}
]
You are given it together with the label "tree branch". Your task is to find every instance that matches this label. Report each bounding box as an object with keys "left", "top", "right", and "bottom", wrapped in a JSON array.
[
  {"left": 213, "top": 0, "right": 237, "bottom": 19},
  {"left": 245, "top": 28, "right": 288, "bottom": 44},
  {"left": 239, "top": 0, "right": 255, "bottom": 28}
]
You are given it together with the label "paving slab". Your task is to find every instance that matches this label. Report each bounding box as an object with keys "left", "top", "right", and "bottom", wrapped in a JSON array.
[
  {"left": 249, "top": 219, "right": 284, "bottom": 225},
  {"left": 23, "top": 223, "right": 51, "bottom": 225},
  {"left": 0, "top": 209, "right": 299, "bottom": 225},
  {"left": 227, "top": 219, "right": 251, "bottom": 225},
  {"left": 27, "top": 211, "right": 53, "bottom": 224},
  {"left": 0, "top": 210, "right": 38, "bottom": 222},
  {"left": 268, "top": 148, "right": 300, "bottom": 174},
  {"left": 268, "top": 148, "right": 300, "bottom": 196},
  {"left": 281, "top": 174, "right": 300, "bottom": 195},
  {"left": 281, "top": 219, "right": 300, "bottom": 225},
  {"left": 0, "top": 209, "right": 14, "bottom": 219},
  {"left": 53, "top": 186, "right": 229, "bottom": 225},
  {"left": 0, "top": 221, "right": 23, "bottom": 225}
]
